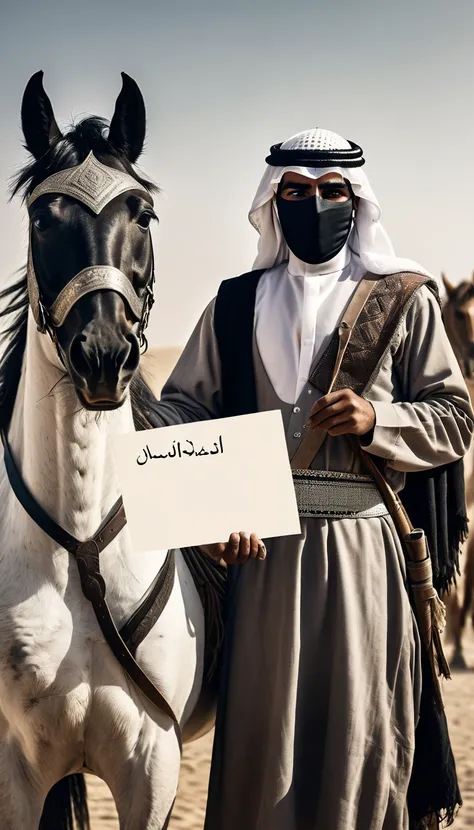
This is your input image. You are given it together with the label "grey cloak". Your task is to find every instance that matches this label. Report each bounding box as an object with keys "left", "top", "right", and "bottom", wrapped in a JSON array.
[{"left": 149, "top": 284, "right": 473, "bottom": 830}]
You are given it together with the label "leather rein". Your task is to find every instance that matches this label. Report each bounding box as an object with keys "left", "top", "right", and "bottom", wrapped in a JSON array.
[{"left": 1, "top": 430, "right": 179, "bottom": 729}]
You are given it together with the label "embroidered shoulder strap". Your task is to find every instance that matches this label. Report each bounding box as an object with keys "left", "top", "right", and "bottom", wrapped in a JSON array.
[
  {"left": 291, "top": 271, "right": 436, "bottom": 469},
  {"left": 312, "top": 271, "right": 436, "bottom": 396}
]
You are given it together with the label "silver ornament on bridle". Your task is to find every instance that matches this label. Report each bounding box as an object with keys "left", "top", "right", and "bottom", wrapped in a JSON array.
[{"left": 26, "top": 152, "right": 155, "bottom": 344}]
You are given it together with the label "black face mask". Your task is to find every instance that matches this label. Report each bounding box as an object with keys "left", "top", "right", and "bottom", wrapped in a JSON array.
[{"left": 276, "top": 193, "right": 354, "bottom": 265}]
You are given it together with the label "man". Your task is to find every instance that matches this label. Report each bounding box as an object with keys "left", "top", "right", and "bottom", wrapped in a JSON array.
[{"left": 145, "top": 128, "right": 473, "bottom": 829}]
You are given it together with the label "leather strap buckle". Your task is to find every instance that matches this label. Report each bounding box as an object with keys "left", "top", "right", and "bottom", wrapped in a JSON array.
[{"left": 76, "top": 539, "right": 106, "bottom": 603}]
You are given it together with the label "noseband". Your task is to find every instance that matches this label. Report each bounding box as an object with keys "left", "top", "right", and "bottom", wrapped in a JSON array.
[{"left": 26, "top": 152, "right": 155, "bottom": 349}]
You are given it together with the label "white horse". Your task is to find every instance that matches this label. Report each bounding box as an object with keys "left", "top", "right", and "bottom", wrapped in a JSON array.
[{"left": 0, "top": 72, "right": 212, "bottom": 829}]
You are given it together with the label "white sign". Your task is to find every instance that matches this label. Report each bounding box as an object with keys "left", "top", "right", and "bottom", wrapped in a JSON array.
[{"left": 111, "top": 410, "right": 301, "bottom": 551}]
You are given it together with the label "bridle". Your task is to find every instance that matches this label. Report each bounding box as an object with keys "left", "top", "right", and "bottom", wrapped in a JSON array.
[
  {"left": 2, "top": 152, "right": 183, "bottom": 729},
  {"left": 26, "top": 151, "right": 155, "bottom": 351}
]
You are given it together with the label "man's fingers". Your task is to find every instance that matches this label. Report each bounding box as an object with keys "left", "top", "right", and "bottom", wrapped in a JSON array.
[
  {"left": 202, "top": 533, "right": 266, "bottom": 565},
  {"left": 307, "top": 391, "right": 375, "bottom": 436},
  {"left": 229, "top": 532, "right": 266, "bottom": 564},
  {"left": 229, "top": 532, "right": 240, "bottom": 549},
  {"left": 307, "top": 400, "right": 349, "bottom": 428},
  {"left": 225, "top": 532, "right": 250, "bottom": 565},
  {"left": 313, "top": 413, "right": 354, "bottom": 433},
  {"left": 226, "top": 532, "right": 241, "bottom": 562},
  {"left": 249, "top": 533, "right": 262, "bottom": 559},
  {"left": 327, "top": 419, "right": 355, "bottom": 436},
  {"left": 309, "top": 389, "right": 346, "bottom": 416},
  {"left": 238, "top": 532, "right": 251, "bottom": 559},
  {"left": 257, "top": 541, "right": 267, "bottom": 560}
]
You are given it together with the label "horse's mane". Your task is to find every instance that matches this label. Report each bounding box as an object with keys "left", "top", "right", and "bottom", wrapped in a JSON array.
[
  {"left": 0, "top": 274, "right": 29, "bottom": 429},
  {"left": 0, "top": 116, "right": 158, "bottom": 430}
]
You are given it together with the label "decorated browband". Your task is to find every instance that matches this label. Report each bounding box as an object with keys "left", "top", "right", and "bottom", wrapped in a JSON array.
[{"left": 26, "top": 152, "right": 154, "bottom": 335}]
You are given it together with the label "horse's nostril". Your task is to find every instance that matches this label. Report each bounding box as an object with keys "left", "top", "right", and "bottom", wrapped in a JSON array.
[
  {"left": 123, "top": 333, "right": 140, "bottom": 373},
  {"left": 70, "top": 334, "right": 91, "bottom": 378}
]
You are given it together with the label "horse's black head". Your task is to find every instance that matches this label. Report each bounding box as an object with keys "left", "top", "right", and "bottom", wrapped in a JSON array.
[{"left": 18, "top": 71, "right": 157, "bottom": 410}]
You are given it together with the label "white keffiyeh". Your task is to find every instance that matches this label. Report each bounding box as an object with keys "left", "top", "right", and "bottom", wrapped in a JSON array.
[{"left": 249, "top": 129, "right": 435, "bottom": 403}]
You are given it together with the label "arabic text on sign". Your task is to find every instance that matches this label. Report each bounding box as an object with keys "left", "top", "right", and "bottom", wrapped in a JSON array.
[{"left": 136, "top": 436, "right": 224, "bottom": 466}]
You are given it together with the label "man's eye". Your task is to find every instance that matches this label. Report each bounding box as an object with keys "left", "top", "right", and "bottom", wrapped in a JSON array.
[
  {"left": 321, "top": 188, "right": 349, "bottom": 200},
  {"left": 285, "top": 190, "right": 311, "bottom": 199}
]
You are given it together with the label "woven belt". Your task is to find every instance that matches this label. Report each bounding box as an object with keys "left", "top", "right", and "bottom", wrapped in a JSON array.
[{"left": 292, "top": 469, "right": 389, "bottom": 519}]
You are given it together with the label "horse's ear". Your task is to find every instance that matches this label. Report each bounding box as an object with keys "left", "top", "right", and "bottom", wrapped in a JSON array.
[
  {"left": 21, "top": 71, "right": 62, "bottom": 160},
  {"left": 441, "top": 272, "right": 456, "bottom": 297},
  {"left": 108, "top": 73, "right": 146, "bottom": 164}
]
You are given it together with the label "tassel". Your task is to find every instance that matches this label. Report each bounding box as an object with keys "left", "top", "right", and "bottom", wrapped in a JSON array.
[
  {"left": 405, "top": 531, "right": 452, "bottom": 708},
  {"left": 430, "top": 592, "right": 450, "bottom": 680},
  {"left": 432, "top": 623, "right": 451, "bottom": 680},
  {"left": 430, "top": 592, "right": 447, "bottom": 633}
]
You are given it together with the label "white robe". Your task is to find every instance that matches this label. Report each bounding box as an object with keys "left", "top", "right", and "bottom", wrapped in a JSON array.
[{"left": 255, "top": 245, "right": 364, "bottom": 403}]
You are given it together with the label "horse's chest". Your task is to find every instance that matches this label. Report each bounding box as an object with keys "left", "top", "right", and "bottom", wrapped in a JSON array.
[{"left": 0, "top": 566, "right": 94, "bottom": 719}]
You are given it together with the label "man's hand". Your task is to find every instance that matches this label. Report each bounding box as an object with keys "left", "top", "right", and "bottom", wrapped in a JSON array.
[
  {"left": 307, "top": 389, "right": 375, "bottom": 436},
  {"left": 200, "top": 532, "right": 266, "bottom": 565}
]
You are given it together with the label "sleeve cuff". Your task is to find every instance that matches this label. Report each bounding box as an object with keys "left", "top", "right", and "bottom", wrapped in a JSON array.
[{"left": 359, "top": 401, "right": 401, "bottom": 458}]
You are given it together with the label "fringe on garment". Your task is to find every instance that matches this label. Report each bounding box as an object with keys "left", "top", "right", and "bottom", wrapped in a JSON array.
[
  {"left": 407, "top": 647, "right": 462, "bottom": 828},
  {"left": 181, "top": 547, "right": 227, "bottom": 684},
  {"left": 401, "top": 459, "right": 469, "bottom": 596}
]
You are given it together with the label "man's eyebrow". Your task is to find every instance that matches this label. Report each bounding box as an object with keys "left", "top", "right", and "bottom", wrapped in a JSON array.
[
  {"left": 280, "top": 177, "right": 350, "bottom": 191},
  {"left": 318, "top": 179, "right": 350, "bottom": 188},
  {"left": 280, "top": 179, "right": 312, "bottom": 190}
]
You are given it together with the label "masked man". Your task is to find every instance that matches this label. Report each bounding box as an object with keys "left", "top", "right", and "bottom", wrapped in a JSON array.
[{"left": 144, "top": 129, "right": 473, "bottom": 830}]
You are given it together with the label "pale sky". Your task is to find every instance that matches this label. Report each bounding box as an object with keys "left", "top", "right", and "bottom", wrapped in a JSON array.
[{"left": 1, "top": 0, "right": 473, "bottom": 347}]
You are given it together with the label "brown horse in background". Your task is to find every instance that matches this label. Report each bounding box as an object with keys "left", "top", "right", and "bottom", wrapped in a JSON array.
[{"left": 442, "top": 272, "right": 474, "bottom": 668}]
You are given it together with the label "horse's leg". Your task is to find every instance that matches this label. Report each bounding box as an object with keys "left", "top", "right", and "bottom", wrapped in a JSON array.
[
  {"left": 446, "top": 531, "right": 474, "bottom": 670},
  {"left": 462, "top": 533, "right": 474, "bottom": 635},
  {"left": 96, "top": 717, "right": 181, "bottom": 830},
  {"left": 445, "top": 586, "right": 468, "bottom": 669},
  {"left": 0, "top": 742, "right": 46, "bottom": 830}
]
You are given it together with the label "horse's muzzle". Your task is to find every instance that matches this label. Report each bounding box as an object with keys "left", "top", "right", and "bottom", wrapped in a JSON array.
[{"left": 68, "top": 330, "right": 140, "bottom": 409}]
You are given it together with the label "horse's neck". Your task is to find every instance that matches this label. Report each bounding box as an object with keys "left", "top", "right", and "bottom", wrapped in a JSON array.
[{"left": 8, "top": 314, "right": 135, "bottom": 540}]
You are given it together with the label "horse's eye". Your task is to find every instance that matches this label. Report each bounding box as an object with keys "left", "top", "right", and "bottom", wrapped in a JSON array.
[
  {"left": 137, "top": 212, "right": 154, "bottom": 230},
  {"left": 32, "top": 213, "right": 51, "bottom": 232}
]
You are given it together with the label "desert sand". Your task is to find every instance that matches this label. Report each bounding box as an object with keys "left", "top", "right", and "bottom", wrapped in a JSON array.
[
  {"left": 84, "top": 631, "right": 474, "bottom": 829},
  {"left": 141, "top": 346, "right": 183, "bottom": 399},
  {"left": 84, "top": 348, "right": 474, "bottom": 828}
]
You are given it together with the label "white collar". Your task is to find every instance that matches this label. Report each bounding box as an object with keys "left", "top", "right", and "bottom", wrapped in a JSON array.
[{"left": 287, "top": 241, "right": 352, "bottom": 278}]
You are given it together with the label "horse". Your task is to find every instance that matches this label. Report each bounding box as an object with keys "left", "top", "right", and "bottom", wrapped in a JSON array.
[
  {"left": 0, "top": 71, "right": 216, "bottom": 830},
  {"left": 441, "top": 272, "right": 474, "bottom": 668}
]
